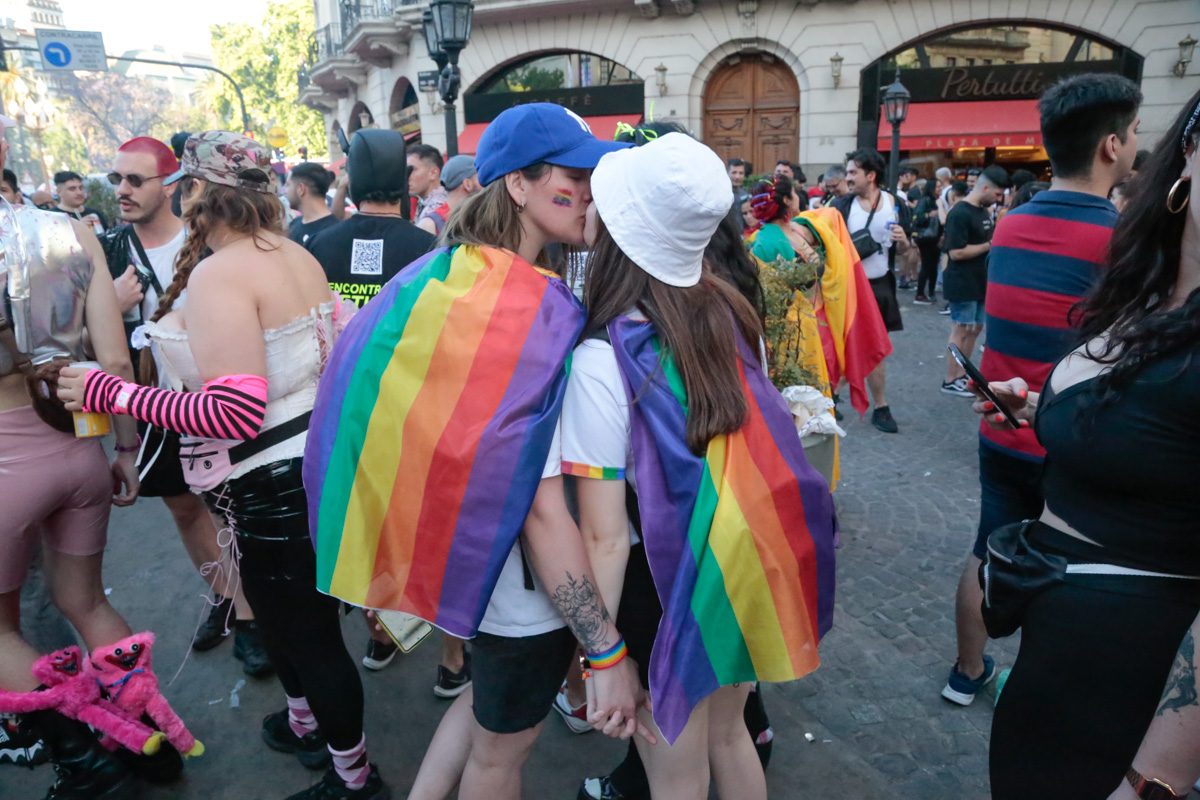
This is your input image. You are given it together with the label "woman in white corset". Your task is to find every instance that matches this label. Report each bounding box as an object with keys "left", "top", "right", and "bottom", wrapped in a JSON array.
[{"left": 58, "top": 131, "right": 387, "bottom": 800}]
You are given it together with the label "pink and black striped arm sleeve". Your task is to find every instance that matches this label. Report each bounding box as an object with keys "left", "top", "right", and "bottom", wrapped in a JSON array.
[{"left": 82, "top": 372, "right": 268, "bottom": 441}]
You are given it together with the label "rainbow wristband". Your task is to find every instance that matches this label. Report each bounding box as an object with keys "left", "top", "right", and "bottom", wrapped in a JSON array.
[{"left": 587, "top": 639, "right": 628, "bottom": 670}]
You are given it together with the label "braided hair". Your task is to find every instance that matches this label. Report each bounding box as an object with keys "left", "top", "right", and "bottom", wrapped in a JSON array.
[{"left": 138, "top": 177, "right": 284, "bottom": 385}]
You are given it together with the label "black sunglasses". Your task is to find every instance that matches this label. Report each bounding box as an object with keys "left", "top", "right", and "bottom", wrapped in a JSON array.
[{"left": 107, "top": 171, "right": 170, "bottom": 188}]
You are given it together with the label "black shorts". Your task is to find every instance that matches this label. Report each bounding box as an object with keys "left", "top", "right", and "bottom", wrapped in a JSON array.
[
  {"left": 471, "top": 626, "right": 576, "bottom": 734},
  {"left": 617, "top": 543, "right": 661, "bottom": 690},
  {"left": 869, "top": 272, "right": 904, "bottom": 333},
  {"left": 135, "top": 421, "right": 189, "bottom": 498}
]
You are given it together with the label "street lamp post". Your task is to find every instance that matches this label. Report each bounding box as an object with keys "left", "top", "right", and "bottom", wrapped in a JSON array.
[
  {"left": 882, "top": 68, "right": 910, "bottom": 192},
  {"left": 423, "top": 0, "right": 474, "bottom": 157}
]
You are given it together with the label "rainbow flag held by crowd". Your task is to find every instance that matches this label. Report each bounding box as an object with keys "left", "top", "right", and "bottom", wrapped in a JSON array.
[
  {"left": 801, "top": 209, "right": 893, "bottom": 415},
  {"left": 303, "top": 245, "right": 585, "bottom": 636},
  {"left": 609, "top": 318, "right": 837, "bottom": 744}
]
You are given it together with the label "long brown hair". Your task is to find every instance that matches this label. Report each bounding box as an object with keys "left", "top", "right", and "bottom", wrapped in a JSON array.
[
  {"left": 138, "top": 177, "right": 284, "bottom": 385},
  {"left": 582, "top": 218, "right": 764, "bottom": 454},
  {"left": 439, "top": 163, "right": 552, "bottom": 268}
]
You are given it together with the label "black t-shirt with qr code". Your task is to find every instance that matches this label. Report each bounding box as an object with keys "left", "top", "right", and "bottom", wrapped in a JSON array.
[{"left": 306, "top": 213, "right": 436, "bottom": 308}]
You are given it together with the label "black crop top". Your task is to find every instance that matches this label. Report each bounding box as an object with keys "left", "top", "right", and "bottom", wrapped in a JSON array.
[{"left": 1035, "top": 345, "right": 1200, "bottom": 575}]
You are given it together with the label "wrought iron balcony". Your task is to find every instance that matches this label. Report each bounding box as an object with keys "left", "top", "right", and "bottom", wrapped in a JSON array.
[{"left": 341, "top": 0, "right": 395, "bottom": 32}]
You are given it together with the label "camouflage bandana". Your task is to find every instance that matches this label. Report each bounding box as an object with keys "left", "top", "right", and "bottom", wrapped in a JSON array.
[{"left": 167, "top": 130, "right": 273, "bottom": 193}]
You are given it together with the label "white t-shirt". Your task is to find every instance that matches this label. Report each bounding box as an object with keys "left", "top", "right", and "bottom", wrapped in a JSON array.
[
  {"left": 133, "top": 226, "right": 187, "bottom": 321},
  {"left": 476, "top": 421, "right": 568, "bottom": 637},
  {"left": 560, "top": 338, "right": 642, "bottom": 538},
  {"left": 846, "top": 191, "right": 897, "bottom": 280}
]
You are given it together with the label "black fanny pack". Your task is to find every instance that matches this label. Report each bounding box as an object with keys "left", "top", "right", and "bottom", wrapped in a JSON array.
[
  {"left": 978, "top": 520, "right": 1067, "bottom": 639},
  {"left": 849, "top": 193, "right": 883, "bottom": 260}
]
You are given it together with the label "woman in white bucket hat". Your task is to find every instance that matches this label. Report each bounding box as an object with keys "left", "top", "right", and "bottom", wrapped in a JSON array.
[{"left": 562, "top": 133, "right": 837, "bottom": 798}]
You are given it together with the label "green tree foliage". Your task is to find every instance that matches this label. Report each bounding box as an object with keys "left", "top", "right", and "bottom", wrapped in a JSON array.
[
  {"left": 206, "top": 0, "right": 327, "bottom": 158},
  {"left": 488, "top": 65, "right": 566, "bottom": 93}
]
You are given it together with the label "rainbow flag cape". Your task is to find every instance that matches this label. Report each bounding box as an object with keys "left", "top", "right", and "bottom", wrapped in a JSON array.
[
  {"left": 303, "top": 245, "right": 585, "bottom": 636},
  {"left": 800, "top": 209, "right": 892, "bottom": 415},
  {"left": 609, "top": 318, "right": 837, "bottom": 744}
]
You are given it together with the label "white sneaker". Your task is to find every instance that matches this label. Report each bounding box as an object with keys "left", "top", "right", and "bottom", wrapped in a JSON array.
[
  {"left": 552, "top": 683, "right": 593, "bottom": 734},
  {"left": 941, "top": 377, "right": 973, "bottom": 397}
]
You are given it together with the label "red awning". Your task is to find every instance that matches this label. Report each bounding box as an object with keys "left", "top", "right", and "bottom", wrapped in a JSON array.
[
  {"left": 877, "top": 100, "right": 1042, "bottom": 150},
  {"left": 457, "top": 122, "right": 488, "bottom": 156},
  {"left": 457, "top": 114, "right": 641, "bottom": 156}
]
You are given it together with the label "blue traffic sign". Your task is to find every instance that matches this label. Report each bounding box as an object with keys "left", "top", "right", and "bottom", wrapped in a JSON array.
[{"left": 42, "top": 43, "right": 71, "bottom": 68}]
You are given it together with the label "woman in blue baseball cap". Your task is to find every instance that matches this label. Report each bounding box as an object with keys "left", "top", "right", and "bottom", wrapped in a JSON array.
[{"left": 317, "top": 103, "right": 647, "bottom": 800}]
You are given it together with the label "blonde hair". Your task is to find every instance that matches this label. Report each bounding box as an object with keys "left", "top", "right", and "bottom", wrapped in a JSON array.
[{"left": 438, "top": 163, "right": 552, "bottom": 268}]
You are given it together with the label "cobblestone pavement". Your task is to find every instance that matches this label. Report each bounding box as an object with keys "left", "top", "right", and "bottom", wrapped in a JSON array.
[{"left": 8, "top": 293, "right": 1043, "bottom": 800}]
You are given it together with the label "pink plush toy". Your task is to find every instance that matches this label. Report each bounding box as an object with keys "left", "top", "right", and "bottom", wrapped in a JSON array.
[
  {"left": 85, "top": 633, "right": 204, "bottom": 758},
  {"left": 0, "top": 646, "right": 166, "bottom": 755}
]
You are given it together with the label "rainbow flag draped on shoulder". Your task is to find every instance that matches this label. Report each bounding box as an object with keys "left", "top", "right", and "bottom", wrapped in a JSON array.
[
  {"left": 303, "top": 245, "right": 585, "bottom": 636},
  {"left": 608, "top": 318, "right": 837, "bottom": 744}
]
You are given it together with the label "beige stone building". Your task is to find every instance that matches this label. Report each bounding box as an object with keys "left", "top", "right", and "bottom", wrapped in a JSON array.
[{"left": 299, "top": 0, "right": 1200, "bottom": 178}]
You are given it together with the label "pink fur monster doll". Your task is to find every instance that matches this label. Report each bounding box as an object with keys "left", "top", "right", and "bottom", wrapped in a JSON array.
[
  {"left": 0, "top": 646, "right": 166, "bottom": 755},
  {"left": 85, "top": 633, "right": 204, "bottom": 758}
]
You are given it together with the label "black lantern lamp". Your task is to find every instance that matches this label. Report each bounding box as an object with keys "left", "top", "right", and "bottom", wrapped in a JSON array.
[
  {"left": 426, "top": 0, "right": 474, "bottom": 157},
  {"left": 422, "top": 8, "right": 448, "bottom": 70},
  {"left": 429, "top": 0, "right": 473, "bottom": 62},
  {"left": 883, "top": 68, "right": 911, "bottom": 191}
]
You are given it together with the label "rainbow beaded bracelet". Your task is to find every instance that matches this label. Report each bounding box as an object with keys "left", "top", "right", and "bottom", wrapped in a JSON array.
[{"left": 587, "top": 639, "right": 628, "bottom": 670}]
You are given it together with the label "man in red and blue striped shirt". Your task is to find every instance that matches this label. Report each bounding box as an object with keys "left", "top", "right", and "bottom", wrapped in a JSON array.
[{"left": 943, "top": 73, "right": 1142, "bottom": 708}]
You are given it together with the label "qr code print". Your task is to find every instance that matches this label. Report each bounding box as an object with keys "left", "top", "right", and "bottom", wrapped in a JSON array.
[{"left": 350, "top": 239, "right": 384, "bottom": 276}]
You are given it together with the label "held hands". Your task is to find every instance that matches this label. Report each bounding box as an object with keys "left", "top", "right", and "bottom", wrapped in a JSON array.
[
  {"left": 113, "top": 266, "right": 145, "bottom": 313},
  {"left": 967, "top": 377, "right": 1035, "bottom": 429},
  {"left": 56, "top": 366, "right": 94, "bottom": 412},
  {"left": 586, "top": 658, "right": 657, "bottom": 745}
]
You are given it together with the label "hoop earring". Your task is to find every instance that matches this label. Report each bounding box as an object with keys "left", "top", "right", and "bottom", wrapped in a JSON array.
[
  {"left": 517, "top": 199, "right": 526, "bottom": 213},
  {"left": 1167, "top": 177, "right": 1191, "bottom": 214}
]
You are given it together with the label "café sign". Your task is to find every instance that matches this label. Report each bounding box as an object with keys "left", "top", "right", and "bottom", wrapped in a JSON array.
[{"left": 899, "top": 60, "right": 1121, "bottom": 103}]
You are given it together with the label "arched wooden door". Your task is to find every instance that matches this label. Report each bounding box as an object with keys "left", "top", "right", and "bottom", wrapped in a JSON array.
[{"left": 704, "top": 57, "right": 799, "bottom": 174}]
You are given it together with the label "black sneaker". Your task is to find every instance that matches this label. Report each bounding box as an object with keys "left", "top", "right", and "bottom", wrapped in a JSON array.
[
  {"left": 192, "top": 595, "right": 233, "bottom": 652},
  {"left": 577, "top": 775, "right": 649, "bottom": 800},
  {"left": 233, "top": 620, "right": 274, "bottom": 678},
  {"left": 0, "top": 715, "right": 47, "bottom": 767},
  {"left": 938, "top": 304, "right": 952, "bottom": 315},
  {"left": 362, "top": 639, "right": 398, "bottom": 672},
  {"left": 871, "top": 406, "right": 898, "bottom": 433},
  {"left": 433, "top": 652, "right": 471, "bottom": 699},
  {"left": 262, "top": 710, "right": 330, "bottom": 771},
  {"left": 913, "top": 294, "right": 932, "bottom": 305},
  {"left": 284, "top": 763, "right": 390, "bottom": 800}
]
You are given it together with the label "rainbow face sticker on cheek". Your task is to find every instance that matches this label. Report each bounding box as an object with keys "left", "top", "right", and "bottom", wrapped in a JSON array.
[{"left": 552, "top": 188, "right": 574, "bottom": 207}]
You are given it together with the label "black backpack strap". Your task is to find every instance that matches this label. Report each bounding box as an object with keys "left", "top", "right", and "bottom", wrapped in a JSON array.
[
  {"left": 126, "top": 228, "right": 165, "bottom": 295},
  {"left": 227, "top": 411, "right": 312, "bottom": 464}
]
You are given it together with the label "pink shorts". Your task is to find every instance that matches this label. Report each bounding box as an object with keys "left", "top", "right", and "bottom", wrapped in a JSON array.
[{"left": 0, "top": 405, "right": 112, "bottom": 593}]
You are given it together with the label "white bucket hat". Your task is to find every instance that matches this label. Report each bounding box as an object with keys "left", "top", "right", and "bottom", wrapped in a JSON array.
[{"left": 590, "top": 132, "right": 733, "bottom": 288}]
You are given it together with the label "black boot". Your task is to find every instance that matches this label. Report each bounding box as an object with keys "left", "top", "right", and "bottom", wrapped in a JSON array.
[
  {"left": 25, "top": 709, "right": 136, "bottom": 800},
  {"left": 114, "top": 713, "right": 183, "bottom": 784}
]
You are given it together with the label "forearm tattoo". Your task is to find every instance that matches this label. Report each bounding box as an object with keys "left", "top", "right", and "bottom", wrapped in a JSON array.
[
  {"left": 1156, "top": 629, "right": 1198, "bottom": 717},
  {"left": 550, "top": 572, "right": 611, "bottom": 653}
]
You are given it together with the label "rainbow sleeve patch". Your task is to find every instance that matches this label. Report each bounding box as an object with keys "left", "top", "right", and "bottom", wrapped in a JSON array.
[{"left": 562, "top": 461, "right": 626, "bottom": 480}]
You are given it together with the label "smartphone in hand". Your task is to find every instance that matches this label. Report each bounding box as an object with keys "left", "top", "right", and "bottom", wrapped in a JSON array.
[{"left": 948, "top": 344, "right": 1021, "bottom": 430}]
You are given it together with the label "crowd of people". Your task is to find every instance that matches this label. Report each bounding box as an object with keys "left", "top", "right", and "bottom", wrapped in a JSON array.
[{"left": 1, "top": 69, "right": 1199, "bottom": 800}]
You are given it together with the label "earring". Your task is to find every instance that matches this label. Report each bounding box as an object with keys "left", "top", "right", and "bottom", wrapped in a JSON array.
[
  {"left": 517, "top": 199, "right": 526, "bottom": 213},
  {"left": 1167, "top": 177, "right": 1191, "bottom": 214}
]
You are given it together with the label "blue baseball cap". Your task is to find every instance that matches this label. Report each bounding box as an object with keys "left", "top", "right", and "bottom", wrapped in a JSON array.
[{"left": 474, "top": 103, "right": 631, "bottom": 186}]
